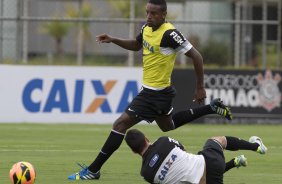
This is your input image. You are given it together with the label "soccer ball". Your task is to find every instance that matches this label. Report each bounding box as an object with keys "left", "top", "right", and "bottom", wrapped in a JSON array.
[{"left": 9, "top": 161, "right": 36, "bottom": 184}]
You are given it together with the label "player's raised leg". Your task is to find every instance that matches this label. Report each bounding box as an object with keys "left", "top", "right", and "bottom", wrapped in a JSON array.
[
  {"left": 211, "top": 136, "right": 266, "bottom": 173},
  {"left": 224, "top": 136, "right": 267, "bottom": 154},
  {"left": 171, "top": 98, "right": 232, "bottom": 129}
]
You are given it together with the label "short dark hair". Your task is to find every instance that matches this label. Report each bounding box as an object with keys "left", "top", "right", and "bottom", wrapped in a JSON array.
[
  {"left": 125, "top": 129, "right": 146, "bottom": 154},
  {"left": 149, "top": 0, "right": 167, "bottom": 11}
]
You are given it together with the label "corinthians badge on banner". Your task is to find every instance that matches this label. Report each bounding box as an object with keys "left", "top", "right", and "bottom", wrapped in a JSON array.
[{"left": 257, "top": 70, "right": 281, "bottom": 112}]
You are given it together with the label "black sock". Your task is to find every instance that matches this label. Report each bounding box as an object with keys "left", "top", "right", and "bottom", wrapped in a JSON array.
[
  {"left": 88, "top": 130, "right": 125, "bottom": 173},
  {"left": 173, "top": 105, "right": 214, "bottom": 129},
  {"left": 225, "top": 136, "right": 258, "bottom": 151},
  {"left": 225, "top": 158, "right": 235, "bottom": 172}
]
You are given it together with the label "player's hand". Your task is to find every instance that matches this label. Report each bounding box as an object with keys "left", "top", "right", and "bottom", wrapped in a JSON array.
[
  {"left": 193, "top": 87, "right": 206, "bottom": 104},
  {"left": 96, "top": 34, "right": 113, "bottom": 43}
]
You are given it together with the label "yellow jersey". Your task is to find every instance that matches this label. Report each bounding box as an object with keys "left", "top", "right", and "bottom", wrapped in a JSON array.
[{"left": 136, "top": 22, "right": 193, "bottom": 89}]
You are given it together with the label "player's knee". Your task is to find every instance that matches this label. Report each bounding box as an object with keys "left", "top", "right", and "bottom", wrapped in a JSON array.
[
  {"left": 156, "top": 118, "right": 174, "bottom": 132},
  {"left": 211, "top": 136, "right": 227, "bottom": 149},
  {"left": 113, "top": 113, "right": 137, "bottom": 133},
  {"left": 113, "top": 119, "right": 128, "bottom": 133}
]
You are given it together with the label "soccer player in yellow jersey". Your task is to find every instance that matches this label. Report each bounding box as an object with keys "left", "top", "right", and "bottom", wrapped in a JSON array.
[{"left": 68, "top": 0, "right": 232, "bottom": 180}]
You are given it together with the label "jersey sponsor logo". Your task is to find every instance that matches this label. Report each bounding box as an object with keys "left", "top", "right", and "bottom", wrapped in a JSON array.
[
  {"left": 143, "top": 40, "right": 154, "bottom": 53},
  {"left": 149, "top": 154, "right": 159, "bottom": 167},
  {"left": 170, "top": 31, "right": 184, "bottom": 45},
  {"left": 22, "top": 79, "right": 138, "bottom": 113},
  {"left": 158, "top": 154, "right": 177, "bottom": 181}
]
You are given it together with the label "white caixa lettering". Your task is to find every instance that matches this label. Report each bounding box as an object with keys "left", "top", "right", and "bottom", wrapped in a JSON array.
[{"left": 158, "top": 154, "right": 177, "bottom": 181}]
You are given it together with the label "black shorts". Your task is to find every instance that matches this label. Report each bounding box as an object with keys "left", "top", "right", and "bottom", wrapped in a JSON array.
[
  {"left": 125, "top": 86, "right": 176, "bottom": 123},
  {"left": 198, "top": 139, "right": 225, "bottom": 184}
]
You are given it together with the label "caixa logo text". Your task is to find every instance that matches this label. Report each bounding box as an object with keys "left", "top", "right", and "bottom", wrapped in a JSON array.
[{"left": 22, "top": 79, "right": 138, "bottom": 113}]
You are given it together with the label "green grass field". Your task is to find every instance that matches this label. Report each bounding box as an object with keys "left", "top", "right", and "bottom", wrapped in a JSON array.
[{"left": 1, "top": 123, "right": 281, "bottom": 184}]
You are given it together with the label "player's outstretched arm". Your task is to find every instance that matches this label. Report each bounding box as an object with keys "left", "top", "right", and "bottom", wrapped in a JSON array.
[
  {"left": 96, "top": 34, "right": 142, "bottom": 51},
  {"left": 185, "top": 47, "right": 206, "bottom": 104}
]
